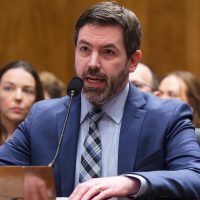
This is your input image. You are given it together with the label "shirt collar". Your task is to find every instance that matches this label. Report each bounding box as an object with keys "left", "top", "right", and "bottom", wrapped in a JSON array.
[{"left": 80, "top": 83, "right": 129, "bottom": 124}]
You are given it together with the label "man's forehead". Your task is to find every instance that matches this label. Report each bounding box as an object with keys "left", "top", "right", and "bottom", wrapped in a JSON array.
[{"left": 77, "top": 24, "right": 123, "bottom": 41}]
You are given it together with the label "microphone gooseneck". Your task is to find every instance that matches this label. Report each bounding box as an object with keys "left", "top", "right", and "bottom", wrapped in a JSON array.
[{"left": 48, "top": 76, "right": 83, "bottom": 167}]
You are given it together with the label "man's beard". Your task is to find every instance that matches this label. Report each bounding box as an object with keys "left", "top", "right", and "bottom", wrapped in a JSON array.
[{"left": 82, "top": 65, "right": 129, "bottom": 106}]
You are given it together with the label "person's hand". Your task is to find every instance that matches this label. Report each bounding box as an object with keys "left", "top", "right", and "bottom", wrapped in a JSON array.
[
  {"left": 69, "top": 176, "right": 140, "bottom": 200},
  {"left": 24, "top": 173, "right": 49, "bottom": 200}
]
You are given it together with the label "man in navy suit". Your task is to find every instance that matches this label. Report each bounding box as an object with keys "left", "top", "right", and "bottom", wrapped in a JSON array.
[{"left": 0, "top": 1, "right": 200, "bottom": 199}]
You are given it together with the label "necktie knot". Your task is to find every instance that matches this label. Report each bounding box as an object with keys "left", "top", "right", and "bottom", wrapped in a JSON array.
[{"left": 89, "top": 108, "right": 104, "bottom": 123}]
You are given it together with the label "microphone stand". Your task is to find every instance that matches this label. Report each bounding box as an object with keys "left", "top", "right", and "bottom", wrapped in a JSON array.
[{"left": 48, "top": 91, "right": 75, "bottom": 167}]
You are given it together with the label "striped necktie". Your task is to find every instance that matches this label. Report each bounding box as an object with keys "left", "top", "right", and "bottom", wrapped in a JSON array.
[{"left": 79, "top": 108, "right": 104, "bottom": 183}]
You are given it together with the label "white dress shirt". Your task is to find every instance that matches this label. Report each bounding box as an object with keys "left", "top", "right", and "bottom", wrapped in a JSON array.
[{"left": 74, "top": 83, "right": 148, "bottom": 199}]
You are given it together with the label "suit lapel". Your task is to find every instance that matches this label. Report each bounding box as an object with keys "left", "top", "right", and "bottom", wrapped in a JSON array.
[
  {"left": 56, "top": 95, "right": 81, "bottom": 196},
  {"left": 54, "top": 86, "right": 147, "bottom": 194},
  {"left": 118, "top": 85, "right": 147, "bottom": 174}
]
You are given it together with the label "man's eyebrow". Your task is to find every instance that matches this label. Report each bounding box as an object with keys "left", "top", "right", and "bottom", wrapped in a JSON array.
[
  {"left": 77, "top": 40, "right": 91, "bottom": 46},
  {"left": 102, "top": 44, "right": 118, "bottom": 49},
  {"left": 78, "top": 40, "right": 117, "bottom": 49}
]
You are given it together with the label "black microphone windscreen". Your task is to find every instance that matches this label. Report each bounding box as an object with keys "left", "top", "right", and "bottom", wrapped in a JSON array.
[{"left": 67, "top": 76, "right": 83, "bottom": 97}]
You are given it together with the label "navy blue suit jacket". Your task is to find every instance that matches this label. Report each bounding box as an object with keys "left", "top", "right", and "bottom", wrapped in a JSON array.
[{"left": 0, "top": 84, "right": 200, "bottom": 199}]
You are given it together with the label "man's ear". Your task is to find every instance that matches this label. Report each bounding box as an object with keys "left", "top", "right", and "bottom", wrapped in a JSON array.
[{"left": 128, "top": 50, "right": 142, "bottom": 72}]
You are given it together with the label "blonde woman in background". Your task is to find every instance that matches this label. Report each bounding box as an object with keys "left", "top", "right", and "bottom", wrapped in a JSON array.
[
  {"left": 159, "top": 70, "right": 200, "bottom": 128},
  {"left": 39, "top": 71, "right": 66, "bottom": 99},
  {"left": 0, "top": 60, "right": 44, "bottom": 144}
]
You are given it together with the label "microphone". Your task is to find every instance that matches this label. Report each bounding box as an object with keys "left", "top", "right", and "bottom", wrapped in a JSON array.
[
  {"left": 48, "top": 76, "right": 83, "bottom": 167},
  {"left": 67, "top": 76, "right": 83, "bottom": 97}
]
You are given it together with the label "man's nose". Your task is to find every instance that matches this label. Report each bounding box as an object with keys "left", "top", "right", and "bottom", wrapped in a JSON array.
[{"left": 88, "top": 52, "right": 100, "bottom": 68}]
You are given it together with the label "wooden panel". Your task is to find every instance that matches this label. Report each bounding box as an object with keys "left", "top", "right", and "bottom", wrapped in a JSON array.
[
  {"left": 0, "top": 0, "right": 200, "bottom": 83},
  {"left": 0, "top": 0, "right": 72, "bottom": 83},
  {"left": 185, "top": 0, "right": 200, "bottom": 74},
  {"left": 0, "top": 166, "right": 55, "bottom": 199},
  {"left": 141, "top": 0, "right": 188, "bottom": 76}
]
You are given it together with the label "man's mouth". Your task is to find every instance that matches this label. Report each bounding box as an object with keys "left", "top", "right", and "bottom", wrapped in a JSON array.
[{"left": 84, "top": 76, "right": 105, "bottom": 88}]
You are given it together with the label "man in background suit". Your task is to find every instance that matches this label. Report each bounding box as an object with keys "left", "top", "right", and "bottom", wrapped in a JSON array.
[{"left": 0, "top": 1, "right": 200, "bottom": 199}]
